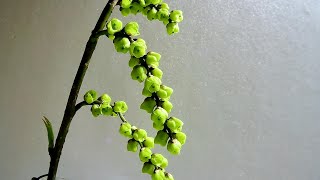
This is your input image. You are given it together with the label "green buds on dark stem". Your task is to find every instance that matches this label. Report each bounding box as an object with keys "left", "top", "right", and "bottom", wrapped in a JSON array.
[{"left": 84, "top": 90, "right": 98, "bottom": 104}]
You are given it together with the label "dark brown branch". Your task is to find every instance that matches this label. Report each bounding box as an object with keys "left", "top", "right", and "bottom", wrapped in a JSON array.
[
  {"left": 46, "top": 1, "right": 119, "bottom": 179},
  {"left": 32, "top": 174, "right": 48, "bottom": 180}
]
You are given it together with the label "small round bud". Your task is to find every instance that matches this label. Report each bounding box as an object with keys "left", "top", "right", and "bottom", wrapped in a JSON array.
[
  {"left": 160, "top": 157, "right": 168, "bottom": 169},
  {"left": 166, "top": 117, "right": 183, "bottom": 133},
  {"left": 120, "top": 7, "right": 131, "bottom": 16},
  {"left": 130, "top": 40, "right": 147, "bottom": 58},
  {"left": 154, "top": 130, "right": 169, "bottom": 146},
  {"left": 166, "top": 22, "right": 179, "bottom": 35},
  {"left": 161, "top": 85, "right": 173, "bottom": 100},
  {"left": 131, "top": 65, "right": 147, "bottom": 83},
  {"left": 152, "top": 170, "right": 165, "bottom": 180},
  {"left": 151, "top": 67, "right": 163, "bottom": 79},
  {"left": 107, "top": 18, "right": 123, "bottom": 34},
  {"left": 142, "top": 87, "right": 153, "bottom": 97},
  {"left": 142, "top": 162, "right": 155, "bottom": 175},
  {"left": 167, "top": 139, "right": 182, "bottom": 155},
  {"left": 174, "top": 132, "right": 186, "bottom": 145},
  {"left": 130, "top": 2, "right": 143, "bottom": 15},
  {"left": 144, "top": 76, "right": 162, "bottom": 93},
  {"left": 143, "top": 137, "right": 155, "bottom": 148},
  {"left": 84, "top": 90, "right": 98, "bottom": 104},
  {"left": 133, "top": 129, "right": 147, "bottom": 142},
  {"left": 100, "top": 103, "right": 113, "bottom": 116},
  {"left": 137, "top": 0, "right": 146, "bottom": 7},
  {"left": 148, "top": 51, "right": 161, "bottom": 61},
  {"left": 113, "top": 37, "right": 130, "bottom": 53},
  {"left": 161, "top": 100, "right": 173, "bottom": 113},
  {"left": 128, "top": 56, "right": 140, "bottom": 68},
  {"left": 159, "top": 3, "right": 169, "bottom": 10},
  {"left": 127, "top": 139, "right": 139, "bottom": 152},
  {"left": 119, "top": 122, "right": 132, "bottom": 138},
  {"left": 140, "top": 97, "right": 156, "bottom": 113},
  {"left": 91, "top": 104, "right": 101, "bottom": 117},
  {"left": 125, "top": 22, "right": 140, "bottom": 36},
  {"left": 170, "top": 10, "right": 183, "bottom": 23},
  {"left": 139, "top": 147, "right": 152, "bottom": 162},
  {"left": 113, "top": 101, "right": 128, "bottom": 113},
  {"left": 99, "top": 94, "right": 111, "bottom": 104},
  {"left": 146, "top": 54, "right": 159, "bottom": 67},
  {"left": 150, "top": 0, "right": 162, "bottom": 5},
  {"left": 157, "top": 8, "right": 169, "bottom": 22},
  {"left": 142, "top": 6, "right": 151, "bottom": 16},
  {"left": 156, "top": 89, "right": 168, "bottom": 99},
  {"left": 120, "top": 0, "right": 133, "bottom": 8},
  {"left": 147, "top": 7, "right": 158, "bottom": 21},
  {"left": 150, "top": 153, "right": 165, "bottom": 167},
  {"left": 153, "top": 122, "right": 164, "bottom": 131},
  {"left": 151, "top": 107, "right": 168, "bottom": 125}
]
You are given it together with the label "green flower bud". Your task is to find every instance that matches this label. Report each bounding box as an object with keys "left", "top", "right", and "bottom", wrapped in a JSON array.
[
  {"left": 119, "top": 122, "right": 132, "bottom": 138},
  {"left": 151, "top": 107, "right": 168, "bottom": 125},
  {"left": 156, "top": 89, "right": 168, "bottom": 99},
  {"left": 133, "top": 129, "right": 147, "bottom": 142},
  {"left": 143, "top": 137, "right": 155, "bottom": 148},
  {"left": 147, "top": 7, "right": 158, "bottom": 21},
  {"left": 170, "top": 10, "right": 183, "bottom": 23},
  {"left": 159, "top": 3, "right": 169, "bottom": 10},
  {"left": 84, "top": 90, "right": 98, "bottom": 104},
  {"left": 114, "top": 37, "right": 131, "bottom": 53},
  {"left": 120, "top": 7, "right": 131, "bottom": 16},
  {"left": 100, "top": 103, "right": 113, "bottom": 116},
  {"left": 128, "top": 56, "right": 140, "bottom": 68},
  {"left": 161, "top": 85, "right": 173, "bottom": 100},
  {"left": 91, "top": 104, "right": 101, "bottom": 117},
  {"left": 140, "top": 97, "right": 156, "bottom": 113},
  {"left": 161, "top": 100, "right": 173, "bottom": 113},
  {"left": 113, "top": 101, "right": 128, "bottom": 113},
  {"left": 139, "top": 147, "right": 152, "bottom": 162},
  {"left": 152, "top": 170, "right": 165, "bottom": 180},
  {"left": 99, "top": 94, "right": 111, "bottom": 104},
  {"left": 150, "top": 153, "right": 165, "bottom": 167},
  {"left": 125, "top": 22, "right": 140, "bottom": 36},
  {"left": 120, "top": 0, "right": 133, "bottom": 8},
  {"left": 148, "top": 51, "right": 161, "bottom": 61},
  {"left": 160, "top": 157, "right": 168, "bottom": 169},
  {"left": 107, "top": 18, "right": 123, "bottom": 34},
  {"left": 130, "top": 2, "right": 143, "bottom": 15},
  {"left": 174, "top": 132, "right": 186, "bottom": 145},
  {"left": 142, "top": 6, "right": 151, "bottom": 16},
  {"left": 165, "top": 173, "right": 174, "bottom": 180},
  {"left": 153, "top": 122, "right": 164, "bottom": 131},
  {"left": 144, "top": 76, "right": 162, "bottom": 93},
  {"left": 142, "top": 162, "right": 155, "bottom": 175},
  {"left": 167, "top": 139, "right": 182, "bottom": 155},
  {"left": 151, "top": 67, "right": 163, "bottom": 79},
  {"left": 157, "top": 9, "right": 170, "bottom": 22},
  {"left": 142, "top": 87, "right": 153, "bottom": 97},
  {"left": 131, "top": 65, "right": 147, "bottom": 82},
  {"left": 154, "top": 130, "right": 169, "bottom": 146},
  {"left": 127, "top": 139, "right": 139, "bottom": 152},
  {"left": 166, "top": 117, "right": 183, "bottom": 133},
  {"left": 146, "top": 54, "right": 159, "bottom": 67},
  {"left": 166, "top": 22, "right": 179, "bottom": 35},
  {"left": 130, "top": 40, "right": 147, "bottom": 58}
]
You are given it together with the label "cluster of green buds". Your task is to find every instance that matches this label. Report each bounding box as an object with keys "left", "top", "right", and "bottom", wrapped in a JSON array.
[
  {"left": 119, "top": 120, "right": 175, "bottom": 180},
  {"left": 83, "top": 90, "right": 128, "bottom": 117},
  {"left": 119, "top": 0, "right": 183, "bottom": 35}
]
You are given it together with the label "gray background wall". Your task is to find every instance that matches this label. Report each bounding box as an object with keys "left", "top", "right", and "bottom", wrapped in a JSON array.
[{"left": 1, "top": 0, "right": 320, "bottom": 179}]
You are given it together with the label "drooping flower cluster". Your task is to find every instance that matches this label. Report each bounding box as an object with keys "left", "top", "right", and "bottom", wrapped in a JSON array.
[{"left": 119, "top": 0, "right": 183, "bottom": 35}]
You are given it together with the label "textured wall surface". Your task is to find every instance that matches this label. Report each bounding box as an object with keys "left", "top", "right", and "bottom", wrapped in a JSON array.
[{"left": 1, "top": 0, "right": 320, "bottom": 180}]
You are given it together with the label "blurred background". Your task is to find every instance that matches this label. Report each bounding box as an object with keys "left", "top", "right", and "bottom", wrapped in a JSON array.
[{"left": 0, "top": 0, "right": 320, "bottom": 179}]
